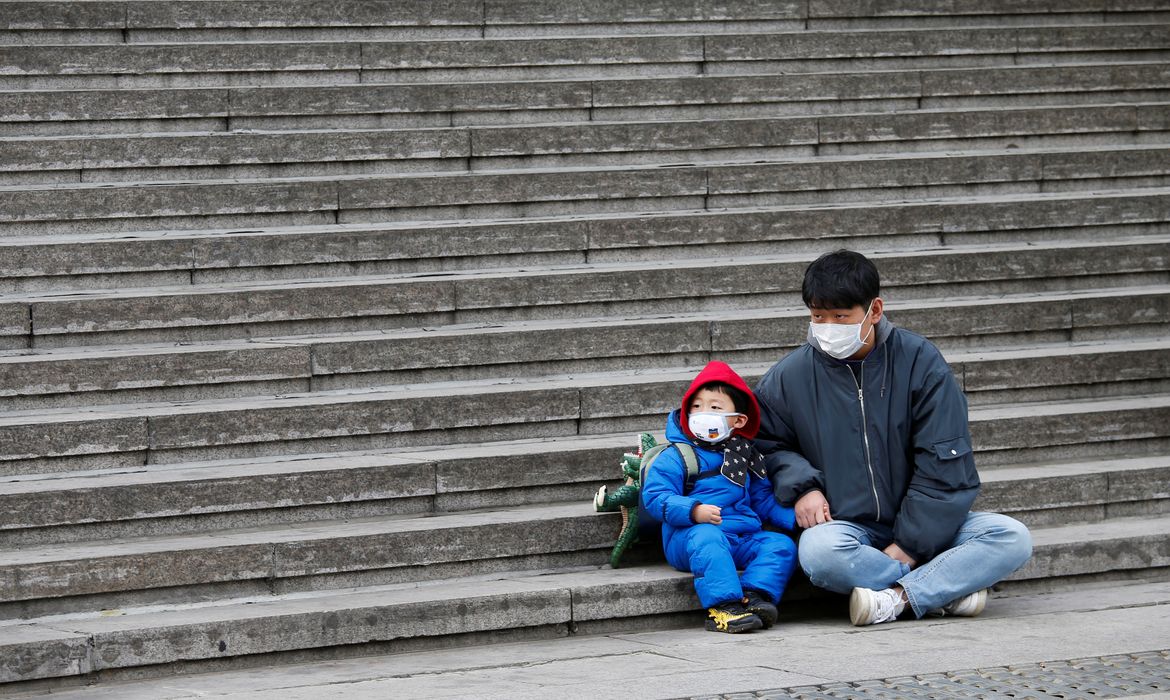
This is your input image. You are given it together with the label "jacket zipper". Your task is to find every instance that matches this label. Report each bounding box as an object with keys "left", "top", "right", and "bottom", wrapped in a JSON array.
[{"left": 850, "top": 363, "right": 881, "bottom": 520}]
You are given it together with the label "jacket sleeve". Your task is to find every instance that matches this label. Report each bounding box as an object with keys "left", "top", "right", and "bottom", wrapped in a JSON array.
[
  {"left": 749, "top": 473, "right": 796, "bottom": 531},
  {"left": 893, "top": 360, "right": 981, "bottom": 563},
  {"left": 640, "top": 447, "right": 700, "bottom": 528},
  {"left": 754, "top": 365, "right": 825, "bottom": 507}
]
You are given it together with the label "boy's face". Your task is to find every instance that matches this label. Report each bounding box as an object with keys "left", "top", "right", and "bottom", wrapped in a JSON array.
[{"left": 689, "top": 388, "right": 748, "bottom": 431}]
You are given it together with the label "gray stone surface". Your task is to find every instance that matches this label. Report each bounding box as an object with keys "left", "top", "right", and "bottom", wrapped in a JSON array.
[
  {"left": 21, "top": 237, "right": 1161, "bottom": 342},
  {"left": 706, "top": 27, "right": 1019, "bottom": 61},
  {"left": 12, "top": 581, "right": 1164, "bottom": 698},
  {"left": 0, "top": 413, "right": 148, "bottom": 464},
  {"left": 124, "top": 0, "right": 483, "bottom": 29},
  {"left": 0, "top": 1, "right": 123, "bottom": 30},
  {"left": 1, "top": 129, "right": 470, "bottom": 174},
  {"left": 1, "top": 88, "right": 229, "bottom": 122},
  {"left": 0, "top": 504, "right": 616, "bottom": 603},
  {"left": 6, "top": 148, "right": 1167, "bottom": 230},
  {"left": 28, "top": 277, "right": 453, "bottom": 334},
  {"left": 3, "top": 190, "right": 1165, "bottom": 287},
  {"left": 367, "top": 35, "right": 702, "bottom": 68},
  {"left": 144, "top": 384, "right": 580, "bottom": 451},
  {"left": 483, "top": 0, "right": 805, "bottom": 25},
  {"left": 0, "top": 452, "right": 433, "bottom": 530},
  {"left": 340, "top": 167, "right": 707, "bottom": 211},
  {"left": 970, "top": 394, "right": 1170, "bottom": 454},
  {"left": 0, "top": 343, "right": 310, "bottom": 397},
  {"left": 2, "top": 1, "right": 1169, "bottom": 692},
  {"left": 808, "top": 0, "right": 1112, "bottom": 18},
  {"left": 1015, "top": 516, "right": 1170, "bottom": 580},
  {"left": 0, "top": 625, "right": 91, "bottom": 684},
  {"left": 230, "top": 81, "right": 593, "bottom": 117},
  {"left": 1, "top": 555, "right": 1167, "bottom": 686},
  {"left": 0, "top": 43, "right": 361, "bottom": 76}
]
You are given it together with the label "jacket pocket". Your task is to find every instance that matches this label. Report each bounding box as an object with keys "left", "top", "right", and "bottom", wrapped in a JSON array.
[{"left": 932, "top": 436, "right": 972, "bottom": 461}]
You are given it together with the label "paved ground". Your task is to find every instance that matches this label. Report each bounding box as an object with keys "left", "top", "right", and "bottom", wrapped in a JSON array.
[{"left": 11, "top": 579, "right": 1169, "bottom": 699}]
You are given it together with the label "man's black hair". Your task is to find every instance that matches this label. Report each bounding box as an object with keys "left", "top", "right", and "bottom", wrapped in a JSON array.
[
  {"left": 696, "top": 381, "right": 751, "bottom": 415},
  {"left": 801, "top": 249, "right": 881, "bottom": 310}
]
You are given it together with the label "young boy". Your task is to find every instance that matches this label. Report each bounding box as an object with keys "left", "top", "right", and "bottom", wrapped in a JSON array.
[{"left": 641, "top": 360, "right": 798, "bottom": 633}]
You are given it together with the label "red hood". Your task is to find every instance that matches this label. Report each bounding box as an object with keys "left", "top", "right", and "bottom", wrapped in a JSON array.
[{"left": 681, "top": 361, "right": 761, "bottom": 440}]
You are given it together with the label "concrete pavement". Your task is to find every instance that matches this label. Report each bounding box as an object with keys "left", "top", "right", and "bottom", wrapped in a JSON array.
[{"left": 12, "top": 578, "right": 1168, "bottom": 699}]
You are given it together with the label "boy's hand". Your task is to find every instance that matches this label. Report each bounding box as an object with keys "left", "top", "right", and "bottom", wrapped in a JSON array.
[
  {"left": 691, "top": 503, "right": 722, "bottom": 525},
  {"left": 795, "top": 489, "right": 832, "bottom": 529}
]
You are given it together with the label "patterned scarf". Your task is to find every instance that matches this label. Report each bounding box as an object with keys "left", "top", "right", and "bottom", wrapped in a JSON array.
[{"left": 720, "top": 435, "right": 767, "bottom": 486}]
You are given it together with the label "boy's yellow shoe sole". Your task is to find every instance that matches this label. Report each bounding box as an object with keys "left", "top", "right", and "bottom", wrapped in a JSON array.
[{"left": 705, "top": 604, "right": 764, "bottom": 634}]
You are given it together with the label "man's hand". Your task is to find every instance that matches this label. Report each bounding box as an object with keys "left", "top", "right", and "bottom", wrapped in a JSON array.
[
  {"left": 794, "top": 490, "right": 832, "bottom": 529},
  {"left": 883, "top": 542, "right": 916, "bottom": 568},
  {"left": 691, "top": 503, "right": 722, "bottom": 525}
]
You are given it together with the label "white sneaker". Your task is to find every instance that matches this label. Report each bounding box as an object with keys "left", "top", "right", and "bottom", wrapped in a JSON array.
[
  {"left": 849, "top": 587, "right": 906, "bottom": 626},
  {"left": 934, "top": 589, "right": 988, "bottom": 618}
]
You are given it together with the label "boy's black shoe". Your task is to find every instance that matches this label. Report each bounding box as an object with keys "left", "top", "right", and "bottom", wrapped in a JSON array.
[
  {"left": 743, "top": 590, "right": 779, "bottom": 629},
  {"left": 705, "top": 600, "right": 764, "bottom": 634}
]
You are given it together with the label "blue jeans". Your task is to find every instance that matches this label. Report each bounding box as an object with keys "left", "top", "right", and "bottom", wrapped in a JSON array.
[
  {"left": 664, "top": 524, "right": 798, "bottom": 608},
  {"left": 797, "top": 512, "right": 1032, "bottom": 618}
]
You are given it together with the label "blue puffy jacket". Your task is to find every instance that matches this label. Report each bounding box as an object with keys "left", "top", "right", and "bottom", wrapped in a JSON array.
[
  {"left": 641, "top": 408, "right": 796, "bottom": 552},
  {"left": 754, "top": 317, "right": 980, "bottom": 563}
]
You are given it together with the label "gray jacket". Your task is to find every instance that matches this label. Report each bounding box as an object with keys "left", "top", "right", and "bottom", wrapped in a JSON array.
[{"left": 754, "top": 317, "right": 980, "bottom": 563}]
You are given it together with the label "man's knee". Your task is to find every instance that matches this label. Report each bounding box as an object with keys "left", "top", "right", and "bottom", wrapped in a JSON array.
[
  {"left": 994, "top": 514, "right": 1033, "bottom": 568},
  {"left": 796, "top": 522, "right": 846, "bottom": 576}
]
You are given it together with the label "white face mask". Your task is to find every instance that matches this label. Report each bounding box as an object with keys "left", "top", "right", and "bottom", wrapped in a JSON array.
[
  {"left": 807, "top": 303, "right": 875, "bottom": 360},
  {"left": 688, "top": 411, "right": 740, "bottom": 444}
]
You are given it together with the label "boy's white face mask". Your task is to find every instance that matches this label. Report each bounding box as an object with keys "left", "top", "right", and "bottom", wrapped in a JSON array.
[
  {"left": 688, "top": 411, "right": 740, "bottom": 444},
  {"left": 807, "top": 303, "right": 875, "bottom": 359}
]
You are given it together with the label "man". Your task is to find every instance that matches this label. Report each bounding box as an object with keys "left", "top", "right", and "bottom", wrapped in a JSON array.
[{"left": 754, "top": 249, "right": 1032, "bottom": 625}]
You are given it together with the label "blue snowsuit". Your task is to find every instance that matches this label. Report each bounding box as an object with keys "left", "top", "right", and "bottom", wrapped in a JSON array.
[{"left": 641, "top": 363, "right": 798, "bottom": 609}]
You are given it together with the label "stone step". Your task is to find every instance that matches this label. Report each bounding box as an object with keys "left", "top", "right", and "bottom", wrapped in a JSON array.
[
  {"left": 4, "top": 24, "right": 1168, "bottom": 90},
  {"left": 1, "top": 291, "right": 1168, "bottom": 410},
  {"left": 1, "top": 451, "right": 1167, "bottom": 618},
  {"left": 0, "top": 502, "right": 618, "bottom": 617},
  {"left": 6, "top": 103, "right": 1169, "bottom": 186},
  {"left": 0, "top": 0, "right": 812, "bottom": 45},
  {"left": 5, "top": 62, "right": 1169, "bottom": 138},
  {"left": 1, "top": 237, "right": 1166, "bottom": 348},
  {"left": 0, "top": 435, "right": 638, "bottom": 546},
  {"left": 0, "top": 355, "right": 1167, "bottom": 473},
  {"left": 1, "top": 514, "right": 1166, "bottom": 685},
  {"left": 12, "top": 0, "right": 1159, "bottom": 46},
  {"left": 2, "top": 190, "right": 1166, "bottom": 292},
  {"left": 4, "top": 144, "right": 1170, "bottom": 236},
  {"left": 1, "top": 422, "right": 1165, "bottom": 549},
  {"left": 979, "top": 456, "right": 1170, "bottom": 527},
  {"left": 805, "top": 1, "right": 1170, "bottom": 31}
]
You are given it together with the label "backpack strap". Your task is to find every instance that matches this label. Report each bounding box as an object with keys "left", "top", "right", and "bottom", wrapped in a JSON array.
[
  {"left": 641, "top": 441, "right": 702, "bottom": 495},
  {"left": 675, "top": 442, "right": 700, "bottom": 494}
]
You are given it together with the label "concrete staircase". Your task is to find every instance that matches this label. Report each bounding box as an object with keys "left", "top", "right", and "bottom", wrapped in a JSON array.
[{"left": 2, "top": 0, "right": 1170, "bottom": 690}]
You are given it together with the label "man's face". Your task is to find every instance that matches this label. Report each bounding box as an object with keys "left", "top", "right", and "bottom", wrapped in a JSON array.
[{"left": 808, "top": 298, "right": 883, "bottom": 359}]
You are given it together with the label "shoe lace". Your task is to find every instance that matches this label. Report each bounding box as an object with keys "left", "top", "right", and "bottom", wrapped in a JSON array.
[{"left": 873, "top": 589, "right": 902, "bottom": 622}]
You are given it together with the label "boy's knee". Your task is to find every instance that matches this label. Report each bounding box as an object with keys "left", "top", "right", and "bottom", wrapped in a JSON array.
[
  {"left": 686, "top": 523, "right": 729, "bottom": 552},
  {"left": 760, "top": 532, "right": 797, "bottom": 558}
]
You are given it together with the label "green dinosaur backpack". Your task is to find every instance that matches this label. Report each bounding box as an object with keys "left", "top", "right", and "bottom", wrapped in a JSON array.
[{"left": 592, "top": 432, "right": 700, "bottom": 567}]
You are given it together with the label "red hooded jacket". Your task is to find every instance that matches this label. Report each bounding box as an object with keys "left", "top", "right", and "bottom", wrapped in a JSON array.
[{"left": 680, "top": 361, "right": 761, "bottom": 441}]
